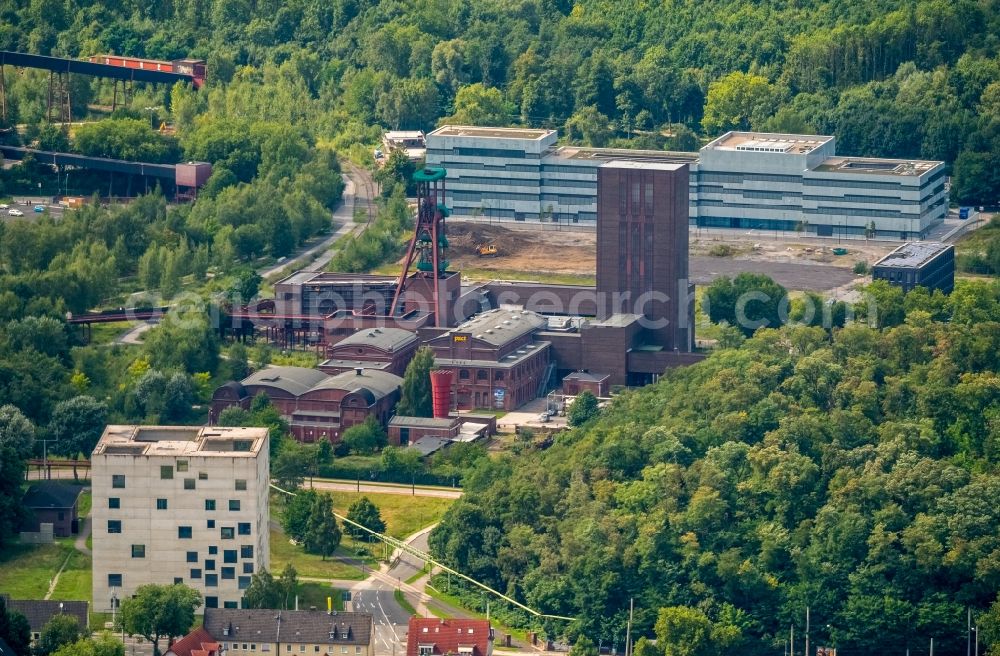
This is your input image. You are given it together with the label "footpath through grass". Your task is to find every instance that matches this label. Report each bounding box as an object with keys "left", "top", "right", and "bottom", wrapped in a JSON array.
[
  {"left": 269, "top": 528, "right": 366, "bottom": 581},
  {"left": 0, "top": 538, "right": 90, "bottom": 601}
]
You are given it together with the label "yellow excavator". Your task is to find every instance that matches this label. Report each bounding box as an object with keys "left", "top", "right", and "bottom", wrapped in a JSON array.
[{"left": 475, "top": 243, "right": 498, "bottom": 257}]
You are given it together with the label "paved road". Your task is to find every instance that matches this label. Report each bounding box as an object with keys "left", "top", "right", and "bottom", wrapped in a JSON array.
[
  {"left": 308, "top": 479, "right": 463, "bottom": 499},
  {"left": 348, "top": 528, "right": 436, "bottom": 655},
  {"left": 115, "top": 319, "right": 158, "bottom": 344},
  {"left": 259, "top": 164, "right": 376, "bottom": 281}
]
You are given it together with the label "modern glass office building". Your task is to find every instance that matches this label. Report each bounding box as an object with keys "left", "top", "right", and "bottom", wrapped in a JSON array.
[{"left": 425, "top": 127, "right": 948, "bottom": 240}]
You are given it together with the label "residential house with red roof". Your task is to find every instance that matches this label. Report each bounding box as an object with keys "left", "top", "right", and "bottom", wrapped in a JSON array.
[{"left": 405, "top": 618, "right": 493, "bottom": 656}]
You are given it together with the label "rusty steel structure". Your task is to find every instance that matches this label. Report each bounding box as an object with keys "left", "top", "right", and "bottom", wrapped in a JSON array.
[{"left": 389, "top": 167, "right": 450, "bottom": 326}]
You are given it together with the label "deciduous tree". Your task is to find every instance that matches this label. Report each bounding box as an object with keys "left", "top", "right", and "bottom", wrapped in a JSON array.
[
  {"left": 397, "top": 347, "right": 434, "bottom": 417},
  {"left": 119, "top": 584, "right": 201, "bottom": 656}
]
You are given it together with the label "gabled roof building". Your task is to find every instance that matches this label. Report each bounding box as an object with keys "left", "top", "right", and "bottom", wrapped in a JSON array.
[
  {"left": 406, "top": 618, "right": 493, "bottom": 656},
  {"left": 201, "top": 608, "right": 374, "bottom": 656}
]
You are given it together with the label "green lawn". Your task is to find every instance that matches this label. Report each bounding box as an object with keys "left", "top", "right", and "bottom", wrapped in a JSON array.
[
  {"left": 0, "top": 541, "right": 76, "bottom": 599},
  {"left": 297, "top": 582, "right": 345, "bottom": 611},
  {"left": 85, "top": 321, "right": 134, "bottom": 345},
  {"left": 325, "top": 491, "right": 454, "bottom": 539},
  {"left": 393, "top": 589, "right": 417, "bottom": 616},
  {"left": 78, "top": 491, "right": 92, "bottom": 518},
  {"left": 269, "top": 528, "right": 365, "bottom": 580},
  {"left": 50, "top": 549, "right": 91, "bottom": 601}
]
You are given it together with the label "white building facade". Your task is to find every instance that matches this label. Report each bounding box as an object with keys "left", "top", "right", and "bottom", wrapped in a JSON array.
[
  {"left": 425, "top": 127, "right": 947, "bottom": 240},
  {"left": 92, "top": 426, "right": 270, "bottom": 613}
]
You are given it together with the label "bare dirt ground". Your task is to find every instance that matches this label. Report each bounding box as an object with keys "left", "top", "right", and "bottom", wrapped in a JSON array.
[
  {"left": 447, "top": 222, "right": 597, "bottom": 276},
  {"left": 446, "top": 221, "right": 884, "bottom": 292}
]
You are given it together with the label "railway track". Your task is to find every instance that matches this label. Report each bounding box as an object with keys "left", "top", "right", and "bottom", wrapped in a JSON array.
[{"left": 346, "top": 161, "right": 377, "bottom": 225}]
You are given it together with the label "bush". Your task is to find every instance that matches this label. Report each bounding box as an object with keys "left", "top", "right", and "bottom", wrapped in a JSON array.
[
  {"left": 853, "top": 260, "right": 869, "bottom": 274},
  {"left": 708, "top": 244, "right": 734, "bottom": 257}
]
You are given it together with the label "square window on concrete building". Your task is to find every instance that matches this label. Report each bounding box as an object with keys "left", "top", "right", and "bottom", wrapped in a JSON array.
[
  {"left": 235, "top": 479, "right": 247, "bottom": 491},
  {"left": 205, "top": 499, "right": 216, "bottom": 511},
  {"left": 221, "top": 567, "right": 235, "bottom": 579},
  {"left": 132, "top": 545, "right": 145, "bottom": 558},
  {"left": 209, "top": 546, "right": 218, "bottom": 555},
  {"left": 174, "top": 577, "right": 182, "bottom": 584},
  {"left": 112, "top": 474, "right": 125, "bottom": 488},
  {"left": 199, "top": 472, "right": 208, "bottom": 480},
  {"left": 229, "top": 500, "right": 240, "bottom": 511},
  {"left": 224, "top": 601, "right": 238, "bottom": 609},
  {"left": 205, "top": 574, "right": 217, "bottom": 587},
  {"left": 157, "top": 498, "right": 168, "bottom": 510},
  {"left": 243, "top": 562, "right": 254, "bottom": 574},
  {"left": 241, "top": 545, "right": 253, "bottom": 558},
  {"left": 109, "top": 497, "right": 120, "bottom": 509},
  {"left": 190, "top": 569, "right": 201, "bottom": 579},
  {"left": 186, "top": 551, "right": 197, "bottom": 562},
  {"left": 205, "top": 559, "right": 215, "bottom": 571},
  {"left": 177, "top": 460, "right": 188, "bottom": 472},
  {"left": 108, "top": 520, "right": 121, "bottom": 534},
  {"left": 179, "top": 526, "right": 192, "bottom": 539},
  {"left": 224, "top": 549, "right": 237, "bottom": 563},
  {"left": 184, "top": 478, "right": 196, "bottom": 490},
  {"left": 205, "top": 597, "right": 218, "bottom": 609},
  {"left": 207, "top": 520, "right": 216, "bottom": 529},
  {"left": 108, "top": 573, "right": 122, "bottom": 587},
  {"left": 160, "top": 465, "right": 173, "bottom": 480},
  {"left": 221, "top": 527, "right": 234, "bottom": 539},
  {"left": 238, "top": 523, "right": 251, "bottom": 535}
]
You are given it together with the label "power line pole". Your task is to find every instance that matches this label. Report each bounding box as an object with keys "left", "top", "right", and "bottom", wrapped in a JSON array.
[
  {"left": 805, "top": 606, "right": 810, "bottom": 656},
  {"left": 624, "top": 598, "right": 633, "bottom": 656}
]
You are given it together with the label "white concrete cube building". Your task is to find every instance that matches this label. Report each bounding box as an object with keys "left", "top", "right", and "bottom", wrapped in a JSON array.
[{"left": 91, "top": 426, "right": 270, "bottom": 612}]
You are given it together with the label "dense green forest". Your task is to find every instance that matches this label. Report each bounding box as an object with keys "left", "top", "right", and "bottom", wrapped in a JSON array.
[
  {"left": 0, "top": 0, "right": 998, "bottom": 202},
  {"left": 430, "top": 279, "right": 1000, "bottom": 655}
]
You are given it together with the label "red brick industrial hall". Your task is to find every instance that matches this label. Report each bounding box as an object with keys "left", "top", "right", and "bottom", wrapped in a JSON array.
[{"left": 213, "top": 160, "right": 702, "bottom": 442}]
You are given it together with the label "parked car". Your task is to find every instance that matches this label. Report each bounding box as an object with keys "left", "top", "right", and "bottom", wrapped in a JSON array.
[
  {"left": 0, "top": 203, "right": 8, "bottom": 210},
  {"left": 8, "top": 208, "right": 24, "bottom": 216},
  {"left": 33, "top": 204, "right": 45, "bottom": 213},
  {"left": 537, "top": 412, "right": 550, "bottom": 422}
]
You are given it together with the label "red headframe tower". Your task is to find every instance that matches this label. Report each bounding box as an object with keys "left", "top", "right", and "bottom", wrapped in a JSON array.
[{"left": 389, "top": 167, "right": 451, "bottom": 327}]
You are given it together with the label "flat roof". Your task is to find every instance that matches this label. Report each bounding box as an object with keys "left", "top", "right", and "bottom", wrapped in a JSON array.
[
  {"left": 275, "top": 270, "right": 398, "bottom": 286},
  {"left": 94, "top": 425, "right": 267, "bottom": 457},
  {"left": 435, "top": 340, "right": 551, "bottom": 369},
  {"left": 430, "top": 125, "right": 555, "bottom": 140},
  {"left": 563, "top": 371, "right": 609, "bottom": 383},
  {"left": 705, "top": 131, "right": 833, "bottom": 154},
  {"left": 874, "top": 242, "right": 953, "bottom": 268},
  {"left": 814, "top": 156, "right": 942, "bottom": 177},
  {"left": 384, "top": 131, "right": 424, "bottom": 140},
  {"left": 555, "top": 146, "right": 699, "bottom": 163},
  {"left": 389, "top": 416, "right": 458, "bottom": 429},
  {"left": 588, "top": 313, "right": 641, "bottom": 328},
  {"left": 408, "top": 435, "right": 452, "bottom": 456},
  {"left": 600, "top": 160, "right": 687, "bottom": 171}
]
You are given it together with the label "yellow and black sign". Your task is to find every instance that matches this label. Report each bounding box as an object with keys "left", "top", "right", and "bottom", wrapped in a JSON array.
[{"left": 453, "top": 335, "right": 468, "bottom": 343}]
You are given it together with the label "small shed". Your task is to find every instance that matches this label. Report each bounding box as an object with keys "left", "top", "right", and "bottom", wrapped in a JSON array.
[
  {"left": 562, "top": 371, "right": 610, "bottom": 398},
  {"left": 22, "top": 482, "right": 84, "bottom": 537}
]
